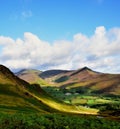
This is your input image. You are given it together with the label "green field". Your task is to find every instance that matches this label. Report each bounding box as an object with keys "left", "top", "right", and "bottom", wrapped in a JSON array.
[{"left": 43, "top": 86, "right": 120, "bottom": 119}]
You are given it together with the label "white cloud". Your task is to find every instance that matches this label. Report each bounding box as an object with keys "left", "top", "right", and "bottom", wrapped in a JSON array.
[
  {"left": 0, "top": 26, "right": 120, "bottom": 73},
  {"left": 88, "top": 26, "right": 120, "bottom": 57},
  {"left": 0, "top": 36, "right": 14, "bottom": 45}
]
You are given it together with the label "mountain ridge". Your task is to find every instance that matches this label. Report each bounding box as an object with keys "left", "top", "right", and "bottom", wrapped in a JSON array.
[
  {"left": 0, "top": 64, "right": 98, "bottom": 114},
  {"left": 16, "top": 66, "right": 120, "bottom": 95},
  {"left": 39, "top": 69, "right": 72, "bottom": 79}
]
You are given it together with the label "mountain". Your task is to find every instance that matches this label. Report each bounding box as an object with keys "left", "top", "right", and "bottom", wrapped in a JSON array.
[
  {"left": 0, "top": 64, "right": 97, "bottom": 114},
  {"left": 16, "top": 69, "right": 49, "bottom": 86},
  {"left": 16, "top": 69, "right": 72, "bottom": 86},
  {"left": 17, "top": 66, "right": 120, "bottom": 95},
  {"left": 39, "top": 69, "right": 71, "bottom": 79},
  {"left": 53, "top": 67, "right": 120, "bottom": 95},
  {"left": 0, "top": 65, "right": 56, "bottom": 113}
]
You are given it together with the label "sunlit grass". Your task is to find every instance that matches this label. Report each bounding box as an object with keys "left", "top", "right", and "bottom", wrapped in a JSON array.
[{"left": 26, "top": 84, "right": 98, "bottom": 114}]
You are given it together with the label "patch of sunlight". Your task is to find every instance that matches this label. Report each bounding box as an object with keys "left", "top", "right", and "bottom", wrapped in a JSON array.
[{"left": 28, "top": 91, "right": 98, "bottom": 115}]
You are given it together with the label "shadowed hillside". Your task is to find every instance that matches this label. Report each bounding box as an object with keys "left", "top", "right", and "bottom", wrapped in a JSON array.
[{"left": 39, "top": 69, "right": 71, "bottom": 79}]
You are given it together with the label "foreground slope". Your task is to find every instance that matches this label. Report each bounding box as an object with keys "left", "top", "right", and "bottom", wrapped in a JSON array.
[
  {"left": 0, "top": 65, "right": 58, "bottom": 113},
  {"left": 0, "top": 65, "right": 97, "bottom": 114}
]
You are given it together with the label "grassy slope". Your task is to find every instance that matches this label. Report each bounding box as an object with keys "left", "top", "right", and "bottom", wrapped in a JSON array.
[
  {"left": 0, "top": 65, "right": 98, "bottom": 115},
  {"left": 17, "top": 69, "right": 50, "bottom": 86},
  {"left": 0, "top": 65, "right": 61, "bottom": 114},
  {"left": 26, "top": 84, "right": 98, "bottom": 114}
]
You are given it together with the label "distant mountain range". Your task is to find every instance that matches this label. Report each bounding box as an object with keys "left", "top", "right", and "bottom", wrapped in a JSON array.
[
  {"left": 16, "top": 66, "right": 120, "bottom": 95},
  {"left": 0, "top": 64, "right": 97, "bottom": 114}
]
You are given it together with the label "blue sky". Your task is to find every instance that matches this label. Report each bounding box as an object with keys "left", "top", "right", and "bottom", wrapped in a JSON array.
[
  {"left": 0, "top": 0, "right": 120, "bottom": 41},
  {"left": 0, "top": 0, "right": 120, "bottom": 73}
]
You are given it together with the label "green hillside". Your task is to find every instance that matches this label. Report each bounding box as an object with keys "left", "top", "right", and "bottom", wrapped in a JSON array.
[
  {"left": 1, "top": 64, "right": 120, "bottom": 129},
  {"left": 0, "top": 65, "right": 58, "bottom": 113},
  {"left": 0, "top": 65, "right": 98, "bottom": 114}
]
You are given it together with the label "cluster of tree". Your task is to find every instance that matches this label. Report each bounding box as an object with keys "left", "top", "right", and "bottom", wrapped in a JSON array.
[{"left": 0, "top": 113, "right": 120, "bottom": 129}]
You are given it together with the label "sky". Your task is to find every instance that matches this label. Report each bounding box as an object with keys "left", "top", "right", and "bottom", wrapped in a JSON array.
[{"left": 0, "top": 0, "right": 120, "bottom": 73}]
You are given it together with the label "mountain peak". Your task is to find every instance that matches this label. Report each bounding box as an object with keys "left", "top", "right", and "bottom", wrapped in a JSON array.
[
  {"left": 70, "top": 66, "right": 93, "bottom": 76},
  {"left": 80, "top": 66, "right": 92, "bottom": 71}
]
